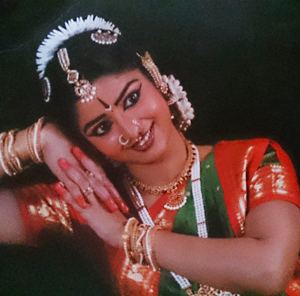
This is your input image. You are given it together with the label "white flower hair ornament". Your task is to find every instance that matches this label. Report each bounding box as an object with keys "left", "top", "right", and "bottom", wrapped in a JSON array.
[
  {"left": 163, "top": 75, "right": 195, "bottom": 131},
  {"left": 35, "top": 15, "right": 121, "bottom": 103}
]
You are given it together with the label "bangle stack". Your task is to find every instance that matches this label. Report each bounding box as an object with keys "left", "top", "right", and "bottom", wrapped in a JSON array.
[
  {"left": 122, "top": 217, "right": 161, "bottom": 271},
  {"left": 0, "top": 117, "right": 45, "bottom": 176}
]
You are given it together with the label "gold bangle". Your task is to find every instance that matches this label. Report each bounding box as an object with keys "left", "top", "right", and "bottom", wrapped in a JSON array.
[
  {"left": 32, "top": 117, "right": 44, "bottom": 163},
  {"left": 3, "top": 131, "right": 18, "bottom": 175},
  {"left": 7, "top": 130, "right": 23, "bottom": 173},
  {"left": 133, "top": 224, "right": 148, "bottom": 264},
  {"left": 26, "top": 125, "right": 39, "bottom": 163},
  {"left": 143, "top": 226, "right": 161, "bottom": 271},
  {"left": 14, "top": 129, "right": 32, "bottom": 166},
  {"left": 122, "top": 217, "right": 139, "bottom": 262},
  {"left": 0, "top": 132, "right": 13, "bottom": 176}
]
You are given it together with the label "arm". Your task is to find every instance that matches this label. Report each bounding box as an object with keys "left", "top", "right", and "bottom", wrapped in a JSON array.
[
  {"left": 0, "top": 121, "right": 128, "bottom": 244},
  {"left": 154, "top": 200, "right": 300, "bottom": 294},
  {"left": 57, "top": 140, "right": 300, "bottom": 294},
  {"left": 0, "top": 188, "right": 27, "bottom": 243}
]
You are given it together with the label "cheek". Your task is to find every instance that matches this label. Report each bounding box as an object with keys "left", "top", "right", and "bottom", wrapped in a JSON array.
[
  {"left": 142, "top": 92, "right": 171, "bottom": 120},
  {"left": 83, "top": 131, "right": 126, "bottom": 161}
]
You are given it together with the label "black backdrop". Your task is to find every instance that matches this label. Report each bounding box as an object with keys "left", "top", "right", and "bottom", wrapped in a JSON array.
[{"left": 0, "top": 1, "right": 299, "bottom": 295}]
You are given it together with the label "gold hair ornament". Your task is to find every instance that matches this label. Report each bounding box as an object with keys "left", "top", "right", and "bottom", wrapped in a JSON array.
[
  {"left": 57, "top": 48, "right": 96, "bottom": 103},
  {"left": 91, "top": 28, "right": 121, "bottom": 45},
  {"left": 138, "top": 52, "right": 195, "bottom": 131},
  {"left": 36, "top": 15, "right": 121, "bottom": 103},
  {"left": 137, "top": 52, "right": 168, "bottom": 95}
]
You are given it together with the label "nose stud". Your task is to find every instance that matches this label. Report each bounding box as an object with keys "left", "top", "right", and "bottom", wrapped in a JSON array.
[{"left": 119, "top": 135, "right": 129, "bottom": 146}]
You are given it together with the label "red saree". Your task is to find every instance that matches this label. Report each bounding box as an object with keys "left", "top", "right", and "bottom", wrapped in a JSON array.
[{"left": 16, "top": 138, "right": 300, "bottom": 295}]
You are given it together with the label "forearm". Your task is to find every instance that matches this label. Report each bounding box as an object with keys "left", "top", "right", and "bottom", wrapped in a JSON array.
[{"left": 154, "top": 231, "right": 295, "bottom": 294}]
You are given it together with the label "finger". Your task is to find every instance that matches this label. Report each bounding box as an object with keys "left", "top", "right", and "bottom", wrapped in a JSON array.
[
  {"left": 88, "top": 177, "right": 118, "bottom": 212},
  {"left": 58, "top": 158, "right": 92, "bottom": 199},
  {"left": 71, "top": 146, "right": 106, "bottom": 176},
  {"left": 53, "top": 182, "right": 89, "bottom": 209},
  {"left": 72, "top": 147, "right": 129, "bottom": 213},
  {"left": 58, "top": 158, "right": 90, "bottom": 190},
  {"left": 58, "top": 158, "right": 118, "bottom": 212},
  {"left": 102, "top": 179, "right": 129, "bottom": 214}
]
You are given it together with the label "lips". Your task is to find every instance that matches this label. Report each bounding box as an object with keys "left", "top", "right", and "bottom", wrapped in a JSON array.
[{"left": 131, "top": 124, "right": 154, "bottom": 151}]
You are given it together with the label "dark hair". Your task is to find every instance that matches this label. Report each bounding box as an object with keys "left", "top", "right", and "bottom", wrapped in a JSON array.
[{"left": 44, "top": 31, "right": 143, "bottom": 135}]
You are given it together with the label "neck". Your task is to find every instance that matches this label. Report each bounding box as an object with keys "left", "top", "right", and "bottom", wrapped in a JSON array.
[{"left": 126, "top": 131, "right": 187, "bottom": 187}]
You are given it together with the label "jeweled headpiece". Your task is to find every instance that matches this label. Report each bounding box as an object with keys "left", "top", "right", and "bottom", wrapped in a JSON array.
[
  {"left": 36, "top": 15, "right": 194, "bottom": 130},
  {"left": 36, "top": 15, "right": 121, "bottom": 103}
]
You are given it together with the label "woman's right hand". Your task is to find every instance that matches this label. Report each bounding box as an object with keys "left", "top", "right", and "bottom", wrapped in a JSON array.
[{"left": 41, "top": 122, "right": 129, "bottom": 215}]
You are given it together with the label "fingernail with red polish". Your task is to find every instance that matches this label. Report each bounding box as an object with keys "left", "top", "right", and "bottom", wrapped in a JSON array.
[
  {"left": 121, "top": 202, "right": 130, "bottom": 213},
  {"left": 58, "top": 158, "right": 71, "bottom": 170},
  {"left": 71, "top": 146, "right": 86, "bottom": 160},
  {"left": 69, "top": 207, "right": 87, "bottom": 224},
  {"left": 75, "top": 195, "right": 89, "bottom": 209},
  {"left": 53, "top": 182, "right": 66, "bottom": 196},
  {"left": 107, "top": 199, "right": 118, "bottom": 212}
]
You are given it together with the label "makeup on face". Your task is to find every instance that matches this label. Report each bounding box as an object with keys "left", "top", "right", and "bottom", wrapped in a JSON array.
[
  {"left": 76, "top": 69, "right": 175, "bottom": 165},
  {"left": 83, "top": 79, "right": 142, "bottom": 138}
]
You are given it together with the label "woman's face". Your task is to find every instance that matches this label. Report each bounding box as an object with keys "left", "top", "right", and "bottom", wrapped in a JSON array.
[{"left": 76, "top": 69, "right": 178, "bottom": 165}]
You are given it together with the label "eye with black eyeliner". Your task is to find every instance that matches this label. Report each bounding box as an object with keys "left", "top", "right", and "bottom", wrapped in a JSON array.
[
  {"left": 123, "top": 84, "right": 142, "bottom": 110},
  {"left": 88, "top": 119, "right": 112, "bottom": 137}
]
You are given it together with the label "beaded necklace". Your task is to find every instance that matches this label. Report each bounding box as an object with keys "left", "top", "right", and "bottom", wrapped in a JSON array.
[{"left": 129, "top": 144, "right": 239, "bottom": 296}]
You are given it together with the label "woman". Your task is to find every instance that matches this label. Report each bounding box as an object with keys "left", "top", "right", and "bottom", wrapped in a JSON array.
[{"left": 0, "top": 15, "right": 299, "bottom": 295}]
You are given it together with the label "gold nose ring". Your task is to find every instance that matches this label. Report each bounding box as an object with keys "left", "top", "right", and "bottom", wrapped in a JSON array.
[{"left": 119, "top": 135, "right": 129, "bottom": 146}]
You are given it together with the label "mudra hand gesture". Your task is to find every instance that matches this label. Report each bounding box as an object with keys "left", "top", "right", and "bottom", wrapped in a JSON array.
[{"left": 41, "top": 122, "right": 128, "bottom": 247}]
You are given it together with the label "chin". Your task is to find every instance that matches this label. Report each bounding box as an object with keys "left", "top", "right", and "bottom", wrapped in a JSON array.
[{"left": 127, "top": 130, "right": 170, "bottom": 165}]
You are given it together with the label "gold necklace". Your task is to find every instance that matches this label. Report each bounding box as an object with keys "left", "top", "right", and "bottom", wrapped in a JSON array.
[{"left": 126, "top": 140, "right": 196, "bottom": 196}]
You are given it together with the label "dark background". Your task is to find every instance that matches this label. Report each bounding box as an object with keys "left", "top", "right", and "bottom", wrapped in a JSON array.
[{"left": 0, "top": 1, "right": 299, "bottom": 294}]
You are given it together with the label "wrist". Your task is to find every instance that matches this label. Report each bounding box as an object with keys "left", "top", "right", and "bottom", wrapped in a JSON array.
[{"left": 0, "top": 118, "right": 45, "bottom": 177}]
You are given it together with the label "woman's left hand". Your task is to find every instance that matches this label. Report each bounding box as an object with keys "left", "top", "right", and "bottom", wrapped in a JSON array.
[{"left": 54, "top": 156, "right": 127, "bottom": 248}]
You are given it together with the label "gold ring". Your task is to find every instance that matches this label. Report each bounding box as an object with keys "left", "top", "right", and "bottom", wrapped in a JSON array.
[
  {"left": 86, "top": 170, "right": 94, "bottom": 178},
  {"left": 82, "top": 185, "right": 93, "bottom": 196}
]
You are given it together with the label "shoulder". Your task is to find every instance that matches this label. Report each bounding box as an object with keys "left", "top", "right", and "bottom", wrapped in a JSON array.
[
  {"left": 196, "top": 145, "right": 213, "bottom": 161},
  {"left": 197, "top": 138, "right": 272, "bottom": 166},
  {"left": 214, "top": 137, "right": 271, "bottom": 152}
]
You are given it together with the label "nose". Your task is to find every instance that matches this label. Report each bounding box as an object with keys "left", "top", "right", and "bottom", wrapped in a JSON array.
[{"left": 112, "top": 109, "right": 140, "bottom": 142}]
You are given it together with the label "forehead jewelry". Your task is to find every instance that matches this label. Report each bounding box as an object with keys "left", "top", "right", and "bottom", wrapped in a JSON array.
[
  {"left": 119, "top": 135, "right": 129, "bottom": 146},
  {"left": 36, "top": 15, "right": 121, "bottom": 103},
  {"left": 57, "top": 48, "right": 96, "bottom": 103},
  {"left": 97, "top": 98, "right": 113, "bottom": 112}
]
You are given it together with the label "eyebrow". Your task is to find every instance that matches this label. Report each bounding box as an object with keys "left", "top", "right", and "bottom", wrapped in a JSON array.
[
  {"left": 83, "top": 78, "right": 139, "bottom": 135},
  {"left": 114, "top": 78, "right": 139, "bottom": 106},
  {"left": 83, "top": 114, "right": 105, "bottom": 135}
]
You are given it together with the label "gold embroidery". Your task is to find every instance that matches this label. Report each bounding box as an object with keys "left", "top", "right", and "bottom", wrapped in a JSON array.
[
  {"left": 249, "top": 164, "right": 290, "bottom": 201},
  {"left": 26, "top": 192, "right": 73, "bottom": 232}
]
